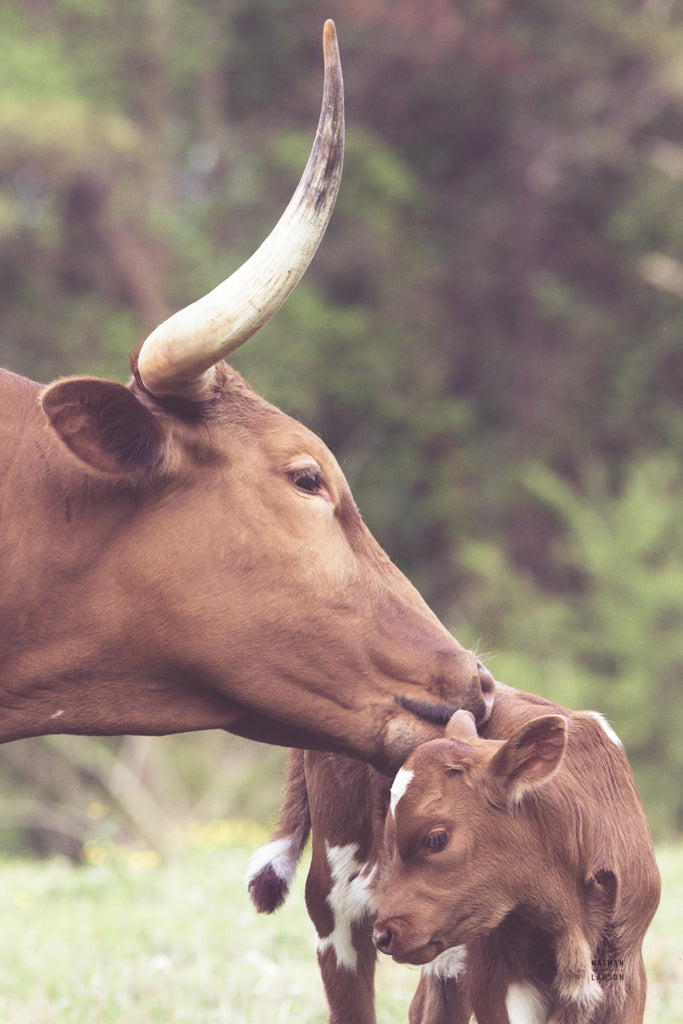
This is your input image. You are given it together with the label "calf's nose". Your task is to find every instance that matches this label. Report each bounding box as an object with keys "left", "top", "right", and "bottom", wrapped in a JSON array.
[{"left": 373, "top": 925, "right": 393, "bottom": 955}]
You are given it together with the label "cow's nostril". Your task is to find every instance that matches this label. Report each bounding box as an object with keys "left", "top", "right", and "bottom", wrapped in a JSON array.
[{"left": 373, "top": 926, "right": 393, "bottom": 954}]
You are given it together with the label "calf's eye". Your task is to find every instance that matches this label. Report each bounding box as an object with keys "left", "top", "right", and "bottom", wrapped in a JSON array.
[{"left": 424, "top": 829, "right": 449, "bottom": 853}]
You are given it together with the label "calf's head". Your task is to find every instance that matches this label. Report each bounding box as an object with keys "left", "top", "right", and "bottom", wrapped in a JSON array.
[{"left": 374, "top": 710, "right": 568, "bottom": 960}]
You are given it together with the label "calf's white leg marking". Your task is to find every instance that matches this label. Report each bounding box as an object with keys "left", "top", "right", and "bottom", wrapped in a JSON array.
[
  {"left": 390, "top": 768, "right": 414, "bottom": 817},
  {"left": 505, "top": 981, "right": 548, "bottom": 1024},
  {"left": 557, "top": 970, "right": 603, "bottom": 1011},
  {"left": 550, "top": 930, "right": 604, "bottom": 1021},
  {"left": 315, "top": 842, "right": 377, "bottom": 971},
  {"left": 423, "top": 946, "right": 468, "bottom": 980}
]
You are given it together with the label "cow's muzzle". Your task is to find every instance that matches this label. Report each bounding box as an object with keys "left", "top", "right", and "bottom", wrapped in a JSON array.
[{"left": 398, "top": 660, "right": 495, "bottom": 729}]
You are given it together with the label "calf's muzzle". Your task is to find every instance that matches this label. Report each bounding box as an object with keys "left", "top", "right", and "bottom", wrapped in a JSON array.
[
  {"left": 373, "top": 920, "right": 441, "bottom": 965},
  {"left": 373, "top": 926, "right": 393, "bottom": 955}
]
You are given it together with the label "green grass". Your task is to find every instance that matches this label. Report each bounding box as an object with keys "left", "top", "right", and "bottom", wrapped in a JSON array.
[{"left": 0, "top": 824, "right": 680, "bottom": 1022}]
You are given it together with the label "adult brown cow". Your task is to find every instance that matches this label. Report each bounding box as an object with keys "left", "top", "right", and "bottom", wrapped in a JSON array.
[{"left": 0, "top": 23, "right": 493, "bottom": 772}]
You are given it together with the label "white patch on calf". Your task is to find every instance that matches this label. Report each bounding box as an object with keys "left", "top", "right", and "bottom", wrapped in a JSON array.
[
  {"left": 505, "top": 981, "right": 548, "bottom": 1024},
  {"left": 556, "top": 971, "right": 603, "bottom": 1012},
  {"left": 244, "top": 836, "right": 297, "bottom": 890},
  {"left": 553, "top": 932, "right": 604, "bottom": 1018},
  {"left": 390, "top": 768, "right": 414, "bottom": 817},
  {"left": 315, "top": 842, "right": 377, "bottom": 972},
  {"left": 422, "top": 946, "right": 468, "bottom": 980},
  {"left": 588, "top": 711, "right": 622, "bottom": 747}
]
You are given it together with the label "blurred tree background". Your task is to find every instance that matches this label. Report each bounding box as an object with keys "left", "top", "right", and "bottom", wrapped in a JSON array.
[{"left": 1, "top": 0, "right": 682, "bottom": 853}]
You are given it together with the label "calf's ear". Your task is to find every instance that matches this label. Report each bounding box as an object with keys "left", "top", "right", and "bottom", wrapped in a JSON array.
[
  {"left": 42, "top": 378, "right": 166, "bottom": 478},
  {"left": 489, "top": 714, "right": 568, "bottom": 804}
]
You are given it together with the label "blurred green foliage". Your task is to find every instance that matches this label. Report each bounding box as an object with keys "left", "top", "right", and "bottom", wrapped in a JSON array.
[
  {"left": 463, "top": 455, "right": 683, "bottom": 836},
  {"left": 1, "top": 0, "right": 682, "bottom": 847}
]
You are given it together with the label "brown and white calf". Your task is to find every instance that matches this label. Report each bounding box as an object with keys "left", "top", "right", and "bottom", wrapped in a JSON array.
[{"left": 247, "top": 685, "right": 660, "bottom": 1024}]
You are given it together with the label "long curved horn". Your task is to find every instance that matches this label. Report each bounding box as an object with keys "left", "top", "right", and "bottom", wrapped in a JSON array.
[{"left": 137, "top": 20, "right": 344, "bottom": 399}]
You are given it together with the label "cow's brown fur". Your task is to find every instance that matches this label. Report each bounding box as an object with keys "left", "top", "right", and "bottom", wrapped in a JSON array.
[
  {"left": 248, "top": 685, "right": 660, "bottom": 1024},
  {"left": 0, "top": 362, "right": 493, "bottom": 770}
]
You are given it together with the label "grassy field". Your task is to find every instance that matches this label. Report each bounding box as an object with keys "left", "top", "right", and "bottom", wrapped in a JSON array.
[{"left": 0, "top": 822, "right": 680, "bottom": 1023}]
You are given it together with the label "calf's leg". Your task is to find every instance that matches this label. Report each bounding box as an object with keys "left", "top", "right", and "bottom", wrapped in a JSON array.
[
  {"left": 409, "top": 964, "right": 471, "bottom": 1024},
  {"left": 304, "top": 847, "right": 378, "bottom": 1024},
  {"left": 591, "top": 949, "right": 647, "bottom": 1024},
  {"left": 315, "top": 922, "right": 378, "bottom": 1024},
  {"left": 303, "top": 752, "right": 385, "bottom": 1024},
  {"left": 551, "top": 928, "right": 603, "bottom": 1024}
]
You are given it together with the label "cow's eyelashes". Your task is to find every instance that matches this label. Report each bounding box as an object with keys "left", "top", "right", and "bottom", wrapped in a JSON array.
[
  {"left": 289, "top": 466, "right": 325, "bottom": 495},
  {"left": 424, "top": 829, "right": 449, "bottom": 853}
]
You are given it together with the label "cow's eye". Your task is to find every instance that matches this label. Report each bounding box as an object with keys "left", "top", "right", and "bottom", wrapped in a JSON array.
[
  {"left": 424, "top": 829, "right": 448, "bottom": 853},
  {"left": 290, "top": 466, "right": 324, "bottom": 494}
]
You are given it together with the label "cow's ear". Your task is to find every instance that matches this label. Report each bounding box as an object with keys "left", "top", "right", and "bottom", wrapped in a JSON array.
[
  {"left": 489, "top": 714, "right": 568, "bottom": 804},
  {"left": 42, "top": 377, "right": 166, "bottom": 477}
]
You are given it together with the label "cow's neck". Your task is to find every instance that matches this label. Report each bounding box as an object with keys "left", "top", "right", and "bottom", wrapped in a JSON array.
[{"left": 0, "top": 371, "right": 209, "bottom": 741}]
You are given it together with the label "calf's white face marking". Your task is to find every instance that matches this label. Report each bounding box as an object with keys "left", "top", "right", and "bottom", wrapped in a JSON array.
[
  {"left": 390, "top": 767, "right": 414, "bottom": 817},
  {"left": 315, "top": 842, "right": 377, "bottom": 971},
  {"left": 505, "top": 981, "right": 548, "bottom": 1024}
]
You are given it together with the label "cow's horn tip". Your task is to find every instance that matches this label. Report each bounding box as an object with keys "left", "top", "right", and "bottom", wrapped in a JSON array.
[{"left": 323, "top": 19, "right": 337, "bottom": 48}]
